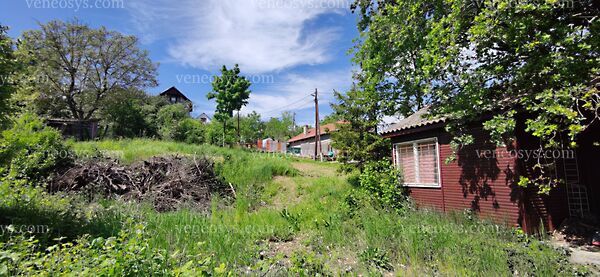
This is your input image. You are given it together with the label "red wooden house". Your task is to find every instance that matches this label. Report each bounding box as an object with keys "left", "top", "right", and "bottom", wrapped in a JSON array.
[{"left": 382, "top": 108, "right": 599, "bottom": 233}]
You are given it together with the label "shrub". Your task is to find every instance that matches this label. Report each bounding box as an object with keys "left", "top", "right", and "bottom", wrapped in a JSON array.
[
  {"left": 0, "top": 113, "right": 72, "bottom": 181},
  {"left": 358, "top": 160, "right": 406, "bottom": 212},
  {"left": 174, "top": 118, "right": 205, "bottom": 144}
]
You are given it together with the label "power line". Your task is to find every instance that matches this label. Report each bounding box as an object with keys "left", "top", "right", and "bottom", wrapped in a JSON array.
[
  {"left": 261, "top": 98, "right": 314, "bottom": 118},
  {"left": 260, "top": 94, "right": 313, "bottom": 116}
]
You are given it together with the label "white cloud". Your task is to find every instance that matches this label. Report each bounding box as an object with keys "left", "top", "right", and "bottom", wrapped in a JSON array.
[
  {"left": 243, "top": 68, "right": 352, "bottom": 120},
  {"left": 127, "top": 0, "right": 347, "bottom": 73}
]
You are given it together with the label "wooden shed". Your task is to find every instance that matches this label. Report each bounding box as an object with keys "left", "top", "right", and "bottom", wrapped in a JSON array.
[
  {"left": 46, "top": 118, "right": 99, "bottom": 140},
  {"left": 382, "top": 108, "right": 599, "bottom": 233}
]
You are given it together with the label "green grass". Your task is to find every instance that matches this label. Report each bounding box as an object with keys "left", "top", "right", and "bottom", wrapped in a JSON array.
[{"left": 66, "top": 139, "right": 590, "bottom": 275}]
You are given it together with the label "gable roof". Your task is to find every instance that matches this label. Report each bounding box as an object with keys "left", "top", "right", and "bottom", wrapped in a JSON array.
[
  {"left": 380, "top": 107, "right": 446, "bottom": 135},
  {"left": 288, "top": 122, "right": 345, "bottom": 143},
  {"left": 197, "top": 113, "right": 211, "bottom": 120},
  {"left": 159, "top": 86, "right": 191, "bottom": 102}
]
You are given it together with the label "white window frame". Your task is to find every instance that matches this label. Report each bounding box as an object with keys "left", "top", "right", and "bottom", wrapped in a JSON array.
[{"left": 393, "top": 137, "right": 442, "bottom": 188}]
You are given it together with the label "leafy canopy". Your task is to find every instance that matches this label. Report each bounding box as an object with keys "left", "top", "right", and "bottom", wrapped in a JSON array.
[
  {"left": 17, "top": 19, "right": 158, "bottom": 120},
  {"left": 352, "top": 0, "right": 599, "bottom": 190},
  {"left": 207, "top": 64, "right": 251, "bottom": 121},
  {"left": 331, "top": 87, "right": 390, "bottom": 173},
  {"left": 0, "top": 24, "right": 18, "bottom": 129}
]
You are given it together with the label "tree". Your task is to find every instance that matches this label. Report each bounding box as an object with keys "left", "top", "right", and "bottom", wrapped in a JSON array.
[
  {"left": 156, "top": 104, "right": 190, "bottom": 140},
  {"left": 239, "top": 111, "right": 264, "bottom": 144},
  {"left": 321, "top": 113, "right": 342, "bottom": 125},
  {"left": 17, "top": 20, "right": 158, "bottom": 125},
  {"left": 352, "top": 0, "right": 600, "bottom": 191},
  {"left": 264, "top": 111, "right": 295, "bottom": 141},
  {"left": 100, "top": 89, "right": 149, "bottom": 138},
  {"left": 0, "top": 24, "right": 18, "bottom": 129},
  {"left": 331, "top": 87, "right": 389, "bottom": 173},
  {"left": 207, "top": 64, "right": 251, "bottom": 146},
  {"left": 139, "top": 94, "right": 170, "bottom": 138}
]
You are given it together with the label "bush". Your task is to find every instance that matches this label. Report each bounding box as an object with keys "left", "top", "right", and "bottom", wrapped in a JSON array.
[
  {"left": 0, "top": 113, "right": 72, "bottom": 181},
  {"left": 358, "top": 160, "right": 406, "bottom": 212},
  {"left": 174, "top": 118, "right": 205, "bottom": 144}
]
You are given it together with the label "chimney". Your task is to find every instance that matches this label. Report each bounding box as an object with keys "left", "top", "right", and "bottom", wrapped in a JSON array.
[{"left": 303, "top": 125, "right": 308, "bottom": 135}]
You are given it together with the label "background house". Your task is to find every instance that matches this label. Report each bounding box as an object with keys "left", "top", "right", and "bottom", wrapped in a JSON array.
[
  {"left": 160, "top": 86, "right": 193, "bottom": 112},
  {"left": 197, "top": 113, "right": 211, "bottom": 124},
  {"left": 382, "top": 108, "right": 599, "bottom": 234},
  {"left": 288, "top": 122, "right": 342, "bottom": 159}
]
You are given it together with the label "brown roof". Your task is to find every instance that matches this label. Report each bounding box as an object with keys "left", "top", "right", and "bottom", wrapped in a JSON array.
[
  {"left": 288, "top": 122, "right": 345, "bottom": 143},
  {"left": 380, "top": 107, "right": 446, "bottom": 135},
  {"left": 159, "top": 86, "right": 191, "bottom": 102}
]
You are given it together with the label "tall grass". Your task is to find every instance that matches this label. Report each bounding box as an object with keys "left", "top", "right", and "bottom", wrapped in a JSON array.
[{"left": 73, "top": 139, "right": 589, "bottom": 275}]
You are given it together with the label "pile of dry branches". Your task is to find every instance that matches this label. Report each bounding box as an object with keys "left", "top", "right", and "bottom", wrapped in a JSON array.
[{"left": 49, "top": 155, "right": 234, "bottom": 212}]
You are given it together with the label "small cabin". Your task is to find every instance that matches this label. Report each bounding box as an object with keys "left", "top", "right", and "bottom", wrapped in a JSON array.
[{"left": 382, "top": 108, "right": 599, "bottom": 233}]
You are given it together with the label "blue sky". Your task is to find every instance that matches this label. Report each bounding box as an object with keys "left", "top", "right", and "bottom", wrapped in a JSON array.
[{"left": 2, "top": 0, "right": 359, "bottom": 125}]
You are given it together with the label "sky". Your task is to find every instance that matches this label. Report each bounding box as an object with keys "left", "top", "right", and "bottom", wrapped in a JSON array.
[{"left": 2, "top": 0, "right": 360, "bottom": 125}]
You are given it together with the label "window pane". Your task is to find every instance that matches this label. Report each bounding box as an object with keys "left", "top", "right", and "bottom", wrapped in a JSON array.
[
  {"left": 397, "top": 144, "right": 416, "bottom": 183},
  {"left": 417, "top": 142, "right": 438, "bottom": 184}
]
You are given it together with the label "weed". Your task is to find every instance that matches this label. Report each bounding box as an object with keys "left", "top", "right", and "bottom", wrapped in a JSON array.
[
  {"left": 360, "top": 247, "right": 393, "bottom": 271},
  {"left": 280, "top": 208, "right": 301, "bottom": 232}
]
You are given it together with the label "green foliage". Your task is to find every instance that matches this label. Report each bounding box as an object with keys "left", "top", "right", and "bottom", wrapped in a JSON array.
[
  {"left": 17, "top": 19, "right": 158, "bottom": 121},
  {"left": 352, "top": 0, "right": 600, "bottom": 191},
  {"left": 280, "top": 208, "right": 301, "bottom": 232},
  {"left": 100, "top": 89, "right": 151, "bottom": 138},
  {"left": 0, "top": 113, "right": 71, "bottom": 181},
  {"left": 360, "top": 247, "right": 393, "bottom": 271},
  {"left": 358, "top": 160, "right": 406, "bottom": 212},
  {"left": 0, "top": 24, "right": 18, "bottom": 129},
  {"left": 204, "top": 117, "right": 236, "bottom": 146},
  {"left": 289, "top": 251, "right": 330, "bottom": 276},
  {"left": 157, "top": 104, "right": 190, "bottom": 140},
  {"left": 264, "top": 111, "right": 296, "bottom": 141},
  {"left": 331, "top": 87, "right": 390, "bottom": 172},
  {"left": 174, "top": 118, "right": 205, "bottom": 144},
  {"left": 70, "top": 140, "right": 590, "bottom": 275},
  {"left": 207, "top": 64, "right": 252, "bottom": 145},
  {"left": 0, "top": 179, "right": 123, "bottom": 247},
  {"left": 0, "top": 224, "right": 219, "bottom": 276},
  {"left": 238, "top": 111, "right": 264, "bottom": 144}
]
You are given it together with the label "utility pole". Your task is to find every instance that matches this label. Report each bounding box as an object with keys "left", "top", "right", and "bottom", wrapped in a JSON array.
[
  {"left": 292, "top": 112, "right": 296, "bottom": 132},
  {"left": 312, "top": 88, "right": 321, "bottom": 160}
]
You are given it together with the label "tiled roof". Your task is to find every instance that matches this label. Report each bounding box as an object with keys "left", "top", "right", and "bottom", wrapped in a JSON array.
[
  {"left": 288, "top": 122, "right": 344, "bottom": 143},
  {"left": 380, "top": 107, "right": 446, "bottom": 135}
]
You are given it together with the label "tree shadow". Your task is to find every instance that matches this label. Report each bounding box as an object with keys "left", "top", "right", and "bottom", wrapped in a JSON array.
[{"left": 457, "top": 140, "right": 511, "bottom": 212}]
